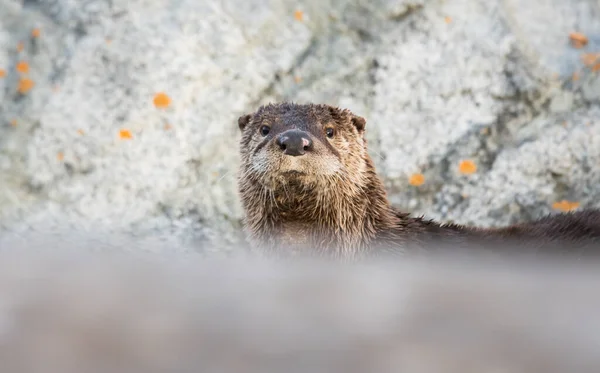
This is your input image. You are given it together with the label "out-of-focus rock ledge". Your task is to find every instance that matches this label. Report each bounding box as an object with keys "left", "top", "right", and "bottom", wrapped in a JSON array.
[{"left": 1, "top": 0, "right": 599, "bottom": 253}]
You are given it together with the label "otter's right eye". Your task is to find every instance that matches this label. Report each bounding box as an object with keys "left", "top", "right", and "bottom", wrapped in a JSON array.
[{"left": 259, "top": 125, "right": 271, "bottom": 136}]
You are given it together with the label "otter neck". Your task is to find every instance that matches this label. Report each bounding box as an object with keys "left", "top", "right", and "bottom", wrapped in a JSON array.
[{"left": 242, "top": 163, "right": 400, "bottom": 258}]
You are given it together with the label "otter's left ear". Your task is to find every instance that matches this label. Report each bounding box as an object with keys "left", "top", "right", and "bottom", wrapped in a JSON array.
[
  {"left": 238, "top": 114, "right": 252, "bottom": 132},
  {"left": 351, "top": 115, "right": 366, "bottom": 132}
]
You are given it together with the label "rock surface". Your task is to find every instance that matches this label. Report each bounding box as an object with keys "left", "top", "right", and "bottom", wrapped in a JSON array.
[
  {"left": 1, "top": 0, "right": 600, "bottom": 252},
  {"left": 0, "top": 249, "right": 599, "bottom": 373}
]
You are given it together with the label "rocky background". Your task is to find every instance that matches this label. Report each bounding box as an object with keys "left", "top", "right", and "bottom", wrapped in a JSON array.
[{"left": 1, "top": 0, "right": 600, "bottom": 254}]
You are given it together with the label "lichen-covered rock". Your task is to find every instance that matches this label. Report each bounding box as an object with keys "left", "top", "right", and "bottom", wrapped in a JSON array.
[
  {"left": 459, "top": 108, "right": 600, "bottom": 226},
  {"left": 1, "top": 0, "right": 599, "bottom": 252},
  {"left": 1, "top": 0, "right": 313, "bottom": 250},
  {"left": 367, "top": 0, "right": 600, "bottom": 226}
]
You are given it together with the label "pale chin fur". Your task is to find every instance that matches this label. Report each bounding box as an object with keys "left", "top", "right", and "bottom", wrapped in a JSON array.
[{"left": 250, "top": 149, "right": 342, "bottom": 181}]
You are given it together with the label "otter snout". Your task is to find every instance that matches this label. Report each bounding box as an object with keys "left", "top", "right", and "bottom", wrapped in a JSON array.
[{"left": 276, "top": 129, "right": 313, "bottom": 156}]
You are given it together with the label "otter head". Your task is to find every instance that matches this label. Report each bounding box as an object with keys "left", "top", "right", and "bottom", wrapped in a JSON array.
[
  {"left": 237, "top": 102, "right": 394, "bottom": 257},
  {"left": 237, "top": 102, "right": 368, "bottom": 190}
]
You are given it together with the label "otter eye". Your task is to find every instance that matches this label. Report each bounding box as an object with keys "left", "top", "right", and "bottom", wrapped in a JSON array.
[
  {"left": 325, "top": 127, "right": 335, "bottom": 138},
  {"left": 259, "top": 125, "right": 270, "bottom": 136}
]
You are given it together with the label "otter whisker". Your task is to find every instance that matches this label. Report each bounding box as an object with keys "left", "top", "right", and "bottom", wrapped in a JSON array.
[{"left": 216, "top": 170, "right": 232, "bottom": 184}]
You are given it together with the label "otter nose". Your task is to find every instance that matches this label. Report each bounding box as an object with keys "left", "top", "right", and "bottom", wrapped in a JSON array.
[{"left": 276, "top": 130, "right": 313, "bottom": 156}]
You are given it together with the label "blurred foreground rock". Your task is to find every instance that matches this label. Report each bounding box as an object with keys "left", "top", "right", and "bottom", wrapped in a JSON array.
[
  {"left": 0, "top": 244, "right": 599, "bottom": 373},
  {"left": 1, "top": 0, "right": 600, "bottom": 251}
]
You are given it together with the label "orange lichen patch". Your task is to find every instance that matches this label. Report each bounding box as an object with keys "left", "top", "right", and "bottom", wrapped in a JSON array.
[
  {"left": 153, "top": 92, "right": 171, "bottom": 109},
  {"left": 552, "top": 200, "right": 580, "bottom": 212},
  {"left": 458, "top": 160, "right": 477, "bottom": 175},
  {"left": 293, "top": 75, "right": 302, "bottom": 83},
  {"left": 31, "top": 28, "right": 41, "bottom": 38},
  {"left": 294, "top": 10, "right": 304, "bottom": 21},
  {"left": 480, "top": 127, "right": 490, "bottom": 135},
  {"left": 56, "top": 152, "right": 64, "bottom": 161},
  {"left": 164, "top": 123, "right": 172, "bottom": 130},
  {"left": 16, "top": 61, "right": 29, "bottom": 74},
  {"left": 592, "top": 63, "right": 600, "bottom": 72},
  {"left": 408, "top": 173, "right": 425, "bottom": 186},
  {"left": 10, "top": 119, "right": 17, "bottom": 127},
  {"left": 106, "top": 38, "right": 112, "bottom": 45},
  {"left": 17, "top": 78, "right": 34, "bottom": 94},
  {"left": 77, "top": 129, "right": 85, "bottom": 135},
  {"left": 0, "top": 69, "right": 5, "bottom": 78},
  {"left": 581, "top": 53, "right": 600, "bottom": 66},
  {"left": 444, "top": 16, "right": 452, "bottom": 24},
  {"left": 572, "top": 71, "right": 580, "bottom": 81},
  {"left": 569, "top": 32, "right": 588, "bottom": 48},
  {"left": 16, "top": 42, "right": 24, "bottom": 52},
  {"left": 119, "top": 129, "right": 133, "bottom": 139}
]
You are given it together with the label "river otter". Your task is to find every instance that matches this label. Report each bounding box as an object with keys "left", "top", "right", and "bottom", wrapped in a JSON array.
[{"left": 237, "top": 102, "right": 600, "bottom": 260}]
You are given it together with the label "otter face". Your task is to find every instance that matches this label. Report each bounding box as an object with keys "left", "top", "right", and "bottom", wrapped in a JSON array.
[{"left": 237, "top": 103, "right": 369, "bottom": 189}]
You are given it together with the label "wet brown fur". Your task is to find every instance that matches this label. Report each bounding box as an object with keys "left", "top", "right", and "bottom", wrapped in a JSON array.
[{"left": 237, "top": 102, "right": 600, "bottom": 260}]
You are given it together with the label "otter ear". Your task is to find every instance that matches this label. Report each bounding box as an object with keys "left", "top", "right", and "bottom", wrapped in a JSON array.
[
  {"left": 238, "top": 114, "right": 252, "bottom": 132},
  {"left": 351, "top": 115, "right": 366, "bottom": 132},
  {"left": 330, "top": 106, "right": 367, "bottom": 132}
]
